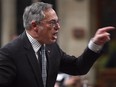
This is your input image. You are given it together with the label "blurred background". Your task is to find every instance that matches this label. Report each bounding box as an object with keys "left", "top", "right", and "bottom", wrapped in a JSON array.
[{"left": 0, "top": 0, "right": 116, "bottom": 87}]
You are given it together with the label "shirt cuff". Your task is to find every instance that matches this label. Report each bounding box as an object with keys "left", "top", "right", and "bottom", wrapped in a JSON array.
[{"left": 88, "top": 40, "right": 103, "bottom": 53}]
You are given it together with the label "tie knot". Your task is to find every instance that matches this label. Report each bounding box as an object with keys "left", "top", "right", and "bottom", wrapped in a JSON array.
[
  {"left": 41, "top": 45, "right": 44, "bottom": 49},
  {"left": 39, "top": 45, "right": 45, "bottom": 53},
  {"left": 37, "top": 44, "right": 45, "bottom": 57}
]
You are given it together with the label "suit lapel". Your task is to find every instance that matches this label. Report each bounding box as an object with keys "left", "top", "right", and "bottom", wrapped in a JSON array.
[
  {"left": 45, "top": 44, "right": 61, "bottom": 87},
  {"left": 26, "top": 50, "right": 44, "bottom": 87},
  {"left": 46, "top": 45, "right": 57, "bottom": 87},
  {"left": 21, "top": 31, "right": 44, "bottom": 87}
]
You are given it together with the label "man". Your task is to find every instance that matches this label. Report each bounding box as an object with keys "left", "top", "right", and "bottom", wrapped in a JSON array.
[{"left": 0, "top": 2, "right": 115, "bottom": 87}]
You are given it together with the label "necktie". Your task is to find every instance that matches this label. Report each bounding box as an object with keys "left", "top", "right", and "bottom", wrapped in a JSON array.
[
  {"left": 37, "top": 48, "right": 42, "bottom": 70},
  {"left": 38, "top": 45, "right": 47, "bottom": 87}
]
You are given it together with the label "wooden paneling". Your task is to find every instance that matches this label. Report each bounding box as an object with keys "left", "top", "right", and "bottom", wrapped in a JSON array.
[{"left": 98, "top": 69, "right": 116, "bottom": 87}]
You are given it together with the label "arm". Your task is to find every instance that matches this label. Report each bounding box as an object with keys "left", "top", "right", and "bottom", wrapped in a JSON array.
[
  {"left": 59, "top": 47, "right": 102, "bottom": 75},
  {"left": 60, "top": 26, "right": 115, "bottom": 75}
]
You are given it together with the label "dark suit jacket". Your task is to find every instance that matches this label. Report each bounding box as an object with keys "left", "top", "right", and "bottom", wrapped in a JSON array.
[{"left": 0, "top": 31, "right": 102, "bottom": 87}]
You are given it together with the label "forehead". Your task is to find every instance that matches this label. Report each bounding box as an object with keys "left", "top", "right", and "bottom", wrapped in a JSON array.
[{"left": 43, "top": 8, "right": 58, "bottom": 20}]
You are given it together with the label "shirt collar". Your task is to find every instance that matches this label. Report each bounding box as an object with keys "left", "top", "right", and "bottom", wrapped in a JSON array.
[{"left": 26, "top": 31, "right": 41, "bottom": 53}]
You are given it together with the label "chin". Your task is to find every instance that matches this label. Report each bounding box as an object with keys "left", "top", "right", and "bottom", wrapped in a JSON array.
[
  {"left": 45, "top": 38, "right": 57, "bottom": 44},
  {"left": 49, "top": 40, "right": 57, "bottom": 44},
  {"left": 45, "top": 41, "right": 55, "bottom": 44}
]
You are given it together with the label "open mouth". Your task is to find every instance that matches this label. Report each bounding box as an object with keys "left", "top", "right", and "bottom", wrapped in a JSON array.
[{"left": 52, "top": 32, "right": 58, "bottom": 39}]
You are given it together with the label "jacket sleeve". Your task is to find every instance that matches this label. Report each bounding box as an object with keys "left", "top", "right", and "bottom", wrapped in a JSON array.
[{"left": 59, "top": 47, "right": 102, "bottom": 75}]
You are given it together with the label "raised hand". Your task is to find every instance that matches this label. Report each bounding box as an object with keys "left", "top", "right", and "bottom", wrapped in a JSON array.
[{"left": 92, "top": 26, "right": 115, "bottom": 45}]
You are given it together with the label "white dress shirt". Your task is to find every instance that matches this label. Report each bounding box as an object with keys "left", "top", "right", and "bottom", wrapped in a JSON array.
[{"left": 26, "top": 31, "right": 41, "bottom": 59}]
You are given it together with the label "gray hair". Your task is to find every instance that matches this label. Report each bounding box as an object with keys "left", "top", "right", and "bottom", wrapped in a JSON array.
[{"left": 23, "top": 2, "right": 52, "bottom": 29}]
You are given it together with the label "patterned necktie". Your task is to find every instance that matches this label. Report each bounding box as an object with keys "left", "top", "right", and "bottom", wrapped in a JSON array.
[{"left": 39, "top": 45, "right": 47, "bottom": 87}]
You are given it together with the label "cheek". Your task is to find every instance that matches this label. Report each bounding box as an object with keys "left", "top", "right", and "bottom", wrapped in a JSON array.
[
  {"left": 41, "top": 30, "right": 51, "bottom": 39},
  {"left": 45, "top": 30, "right": 52, "bottom": 38},
  {"left": 39, "top": 26, "right": 53, "bottom": 39},
  {"left": 45, "top": 28, "right": 53, "bottom": 36}
]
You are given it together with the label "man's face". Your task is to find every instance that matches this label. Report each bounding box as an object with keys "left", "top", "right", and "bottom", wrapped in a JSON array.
[{"left": 37, "top": 8, "right": 60, "bottom": 44}]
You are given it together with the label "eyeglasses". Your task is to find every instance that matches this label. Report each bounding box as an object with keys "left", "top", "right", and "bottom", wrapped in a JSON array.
[{"left": 40, "top": 19, "right": 60, "bottom": 27}]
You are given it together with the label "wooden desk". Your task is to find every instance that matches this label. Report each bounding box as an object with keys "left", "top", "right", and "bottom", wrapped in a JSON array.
[{"left": 98, "top": 69, "right": 116, "bottom": 87}]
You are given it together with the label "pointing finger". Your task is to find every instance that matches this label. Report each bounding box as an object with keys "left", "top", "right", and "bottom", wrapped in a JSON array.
[{"left": 99, "top": 26, "right": 115, "bottom": 33}]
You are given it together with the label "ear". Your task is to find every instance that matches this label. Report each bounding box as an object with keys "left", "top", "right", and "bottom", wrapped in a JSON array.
[
  {"left": 31, "top": 20, "right": 37, "bottom": 27},
  {"left": 31, "top": 20, "right": 38, "bottom": 32}
]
